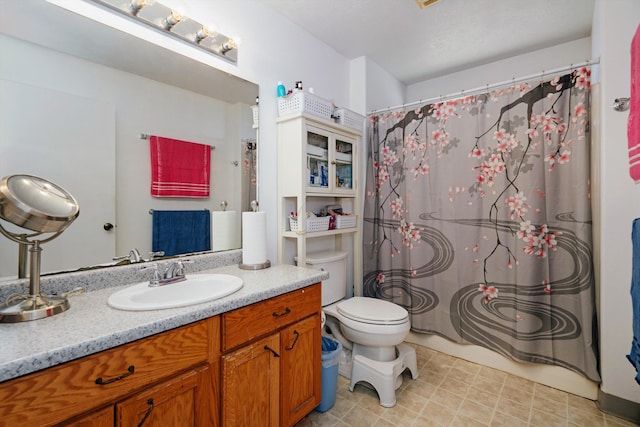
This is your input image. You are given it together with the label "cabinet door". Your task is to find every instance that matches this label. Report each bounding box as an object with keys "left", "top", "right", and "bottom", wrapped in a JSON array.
[
  {"left": 280, "top": 314, "right": 322, "bottom": 427},
  {"left": 221, "top": 334, "right": 280, "bottom": 426},
  {"left": 333, "top": 136, "right": 355, "bottom": 194},
  {"left": 115, "top": 368, "right": 201, "bottom": 427},
  {"left": 306, "top": 127, "right": 331, "bottom": 193}
]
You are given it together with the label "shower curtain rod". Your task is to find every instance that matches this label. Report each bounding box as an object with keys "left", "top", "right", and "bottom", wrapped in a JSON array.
[{"left": 369, "top": 58, "right": 600, "bottom": 115}]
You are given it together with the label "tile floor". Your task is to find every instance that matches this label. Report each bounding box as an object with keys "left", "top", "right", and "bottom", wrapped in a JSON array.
[{"left": 296, "top": 343, "right": 639, "bottom": 427}]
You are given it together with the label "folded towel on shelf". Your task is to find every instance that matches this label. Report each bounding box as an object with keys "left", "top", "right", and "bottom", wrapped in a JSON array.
[
  {"left": 152, "top": 210, "right": 211, "bottom": 256},
  {"left": 627, "top": 218, "right": 640, "bottom": 384},
  {"left": 629, "top": 24, "right": 640, "bottom": 182},
  {"left": 150, "top": 136, "right": 211, "bottom": 198}
]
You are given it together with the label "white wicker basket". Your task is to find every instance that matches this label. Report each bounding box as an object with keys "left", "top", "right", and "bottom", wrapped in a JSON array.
[
  {"left": 335, "top": 215, "right": 357, "bottom": 229},
  {"left": 278, "top": 92, "right": 334, "bottom": 120},
  {"left": 289, "top": 216, "right": 330, "bottom": 232},
  {"left": 333, "top": 108, "right": 366, "bottom": 132}
]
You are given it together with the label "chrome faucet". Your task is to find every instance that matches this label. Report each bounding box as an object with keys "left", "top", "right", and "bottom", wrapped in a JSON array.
[
  {"left": 141, "top": 259, "right": 193, "bottom": 287},
  {"left": 148, "top": 251, "right": 165, "bottom": 261},
  {"left": 113, "top": 248, "right": 143, "bottom": 263}
]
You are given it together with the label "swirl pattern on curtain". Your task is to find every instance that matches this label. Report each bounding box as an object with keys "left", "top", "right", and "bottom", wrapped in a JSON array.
[{"left": 363, "top": 68, "right": 599, "bottom": 382}]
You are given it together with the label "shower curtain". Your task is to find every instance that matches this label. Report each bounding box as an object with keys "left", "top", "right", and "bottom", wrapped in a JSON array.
[
  {"left": 363, "top": 68, "right": 599, "bottom": 382},
  {"left": 242, "top": 139, "right": 257, "bottom": 210}
]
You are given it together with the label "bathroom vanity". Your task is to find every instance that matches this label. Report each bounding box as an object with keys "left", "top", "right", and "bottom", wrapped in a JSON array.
[{"left": 0, "top": 256, "right": 327, "bottom": 427}]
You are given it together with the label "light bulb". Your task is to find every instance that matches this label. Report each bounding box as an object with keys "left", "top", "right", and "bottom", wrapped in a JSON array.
[
  {"left": 193, "top": 26, "right": 209, "bottom": 43},
  {"left": 129, "top": 0, "right": 147, "bottom": 15},
  {"left": 220, "top": 38, "right": 236, "bottom": 54},
  {"left": 162, "top": 10, "right": 181, "bottom": 30}
]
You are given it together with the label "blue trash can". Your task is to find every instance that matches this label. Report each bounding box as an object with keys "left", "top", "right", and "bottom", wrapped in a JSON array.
[{"left": 316, "top": 336, "right": 342, "bottom": 412}]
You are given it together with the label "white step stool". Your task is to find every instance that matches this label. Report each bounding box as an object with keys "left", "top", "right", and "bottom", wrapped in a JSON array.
[{"left": 349, "top": 343, "right": 419, "bottom": 407}]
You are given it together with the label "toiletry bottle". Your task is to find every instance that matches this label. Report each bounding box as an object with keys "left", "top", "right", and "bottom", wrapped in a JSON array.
[
  {"left": 295, "top": 81, "right": 303, "bottom": 91},
  {"left": 320, "top": 164, "right": 327, "bottom": 187},
  {"left": 277, "top": 81, "right": 286, "bottom": 97}
]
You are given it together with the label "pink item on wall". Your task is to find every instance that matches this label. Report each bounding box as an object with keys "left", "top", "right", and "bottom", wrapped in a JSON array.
[
  {"left": 150, "top": 136, "right": 211, "bottom": 198},
  {"left": 629, "top": 24, "right": 640, "bottom": 182}
]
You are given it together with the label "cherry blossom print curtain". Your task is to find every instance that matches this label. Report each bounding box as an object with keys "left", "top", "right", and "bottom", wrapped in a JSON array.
[
  {"left": 243, "top": 139, "right": 257, "bottom": 208},
  {"left": 363, "top": 68, "right": 599, "bottom": 382}
]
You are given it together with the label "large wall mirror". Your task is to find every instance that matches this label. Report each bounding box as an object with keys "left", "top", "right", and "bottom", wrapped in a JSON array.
[{"left": 0, "top": 1, "right": 258, "bottom": 280}]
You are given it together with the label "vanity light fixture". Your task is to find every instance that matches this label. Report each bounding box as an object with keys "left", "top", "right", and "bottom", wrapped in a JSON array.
[{"left": 85, "top": 0, "right": 240, "bottom": 63}]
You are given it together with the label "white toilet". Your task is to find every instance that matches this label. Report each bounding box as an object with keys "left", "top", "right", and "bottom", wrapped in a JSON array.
[{"left": 302, "top": 251, "right": 419, "bottom": 408}]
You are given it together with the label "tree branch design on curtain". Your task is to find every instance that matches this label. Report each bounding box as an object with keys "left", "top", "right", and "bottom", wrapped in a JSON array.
[{"left": 363, "top": 68, "right": 599, "bottom": 381}]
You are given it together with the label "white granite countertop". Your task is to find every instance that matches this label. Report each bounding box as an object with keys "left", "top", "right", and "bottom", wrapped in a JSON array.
[{"left": 0, "top": 263, "right": 328, "bottom": 383}]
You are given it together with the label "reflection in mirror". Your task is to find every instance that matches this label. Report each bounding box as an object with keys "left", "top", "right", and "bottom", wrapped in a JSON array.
[{"left": 0, "top": 1, "right": 258, "bottom": 280}]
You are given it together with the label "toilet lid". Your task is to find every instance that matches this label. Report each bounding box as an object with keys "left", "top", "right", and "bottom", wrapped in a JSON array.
[{"left": 336, "top": 297, "right": 409, "bottom": 325}]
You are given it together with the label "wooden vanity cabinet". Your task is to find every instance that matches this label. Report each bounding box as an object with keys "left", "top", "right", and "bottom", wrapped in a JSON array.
[
  {"left": 220, "top": 283, "right": 322, "bottom": 427},
  {"left": 0, "top": 317, "right": 219, "bottom": 427},
  {"left": 0, "top": 283, "right": 321, "bottom": 427}
]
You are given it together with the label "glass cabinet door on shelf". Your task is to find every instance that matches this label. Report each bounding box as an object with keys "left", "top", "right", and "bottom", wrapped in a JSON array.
[
  {"left": 334, "top": 138, "right": 353, "bottom": 192},
  {"left": 307, "top": 131, "right": 329, "bottom": 191},
  {"left": 305, "top": 125, "right": 357, "bottom": 195}
]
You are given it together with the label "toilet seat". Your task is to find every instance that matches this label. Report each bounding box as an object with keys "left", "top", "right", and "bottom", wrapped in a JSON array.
[{"left": 336, "top": 297, "right": 409, "bottom": 326}]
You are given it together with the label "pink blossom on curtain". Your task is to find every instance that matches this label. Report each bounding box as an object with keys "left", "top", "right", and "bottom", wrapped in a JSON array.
[{"left": 363, "top": 69, "right": 599, "bottom": 382}]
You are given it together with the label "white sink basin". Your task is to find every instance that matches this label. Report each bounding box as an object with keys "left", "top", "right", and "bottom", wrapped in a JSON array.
[{"left": 107, "top": 274, "right": 243, "bottom": 311}]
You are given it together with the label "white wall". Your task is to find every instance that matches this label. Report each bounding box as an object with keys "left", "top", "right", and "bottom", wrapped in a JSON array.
[
  {"left": 362, "top": 57, "right": 406, "bottom": 114},
  {"left": 406, "top": 37, "right": 592, "bottom": 102},
  {"left": 593, "top": 0, "right": 640, "bottom": 405}
]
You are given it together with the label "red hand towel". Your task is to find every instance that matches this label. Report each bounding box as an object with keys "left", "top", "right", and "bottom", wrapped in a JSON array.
[
  {"left": 150, "top": 136, "right": 211, "bottom": 198},
  {"left": 629, "top": 24, "right": 640, "bottom": 182}
]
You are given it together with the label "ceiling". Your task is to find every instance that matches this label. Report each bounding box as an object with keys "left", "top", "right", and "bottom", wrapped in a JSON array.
[{"left": 261, "top": 0, "right": 595, "bottom": 85}]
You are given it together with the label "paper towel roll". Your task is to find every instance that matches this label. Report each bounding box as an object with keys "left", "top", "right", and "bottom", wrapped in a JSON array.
[
  {"left": 242, "top": 211, "right": 267, "bottom": 265},
  {"left": 211, "top": 211, "right": 240, "bottom": 251}
]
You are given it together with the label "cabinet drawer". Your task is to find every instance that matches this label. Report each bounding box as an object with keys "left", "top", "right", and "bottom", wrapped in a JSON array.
[
  {"left": 0, "top": 317, "right": 215, "bottom": 427},
  {"left": 222, "top": 283, "right": 321, "bottom": 352}
]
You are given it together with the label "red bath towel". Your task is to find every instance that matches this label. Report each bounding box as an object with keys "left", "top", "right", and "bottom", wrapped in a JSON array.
[
  {"left": 629, "top": 24, "right": 640, "bottom": 182},
  {"left": 150, "top": 136, "right": 211, "bottom": 198}
]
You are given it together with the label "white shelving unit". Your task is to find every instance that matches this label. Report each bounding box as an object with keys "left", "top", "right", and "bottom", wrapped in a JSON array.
[{"left": 277, "top": 112, "right": 362, "bottom": 295}]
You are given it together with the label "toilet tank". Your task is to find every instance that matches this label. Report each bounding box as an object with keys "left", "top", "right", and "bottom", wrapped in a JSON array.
[{"left": 297, "top": 251, "right": 348, "bottom": 306}]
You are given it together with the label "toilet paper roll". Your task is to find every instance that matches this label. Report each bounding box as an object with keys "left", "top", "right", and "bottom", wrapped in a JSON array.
[
  {"left": 242, "top": 211, "right": 267, "bottom": 265},
  {"left": 211, "top": 211, "right": 240, "bottom": 251}
]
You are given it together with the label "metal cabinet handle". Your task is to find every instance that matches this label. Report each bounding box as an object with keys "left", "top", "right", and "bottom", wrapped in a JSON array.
[
  {"left": 272, "top": 307, "right": 291, "bottom": 317},
  {"left": 264, "top": 345, "right": 280, "bottom": 358},
  {"left": 285, "top": 330, "right": 300, "bottom": 351},
  {"left": 137, "top": 398, "right": 154, "bottom": 427},
  {"left": 95, "top": 365, "right": 135, "bottom": 385}
]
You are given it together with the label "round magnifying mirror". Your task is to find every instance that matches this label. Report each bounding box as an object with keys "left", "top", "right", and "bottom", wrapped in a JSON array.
[
  {"left": 0, "top": 174, "right": 79, "bottom": 233},
  {"left": 0, "top": 174, "right": 80, "bottom": 323}
]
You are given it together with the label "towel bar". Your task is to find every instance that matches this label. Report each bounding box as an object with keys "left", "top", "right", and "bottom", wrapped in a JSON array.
[
  {"left": 140, "top": 134, "right": 215, "bottom": 150},
  {"left": 148, "top": 209, "right": 210, "bottom": 214}
]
